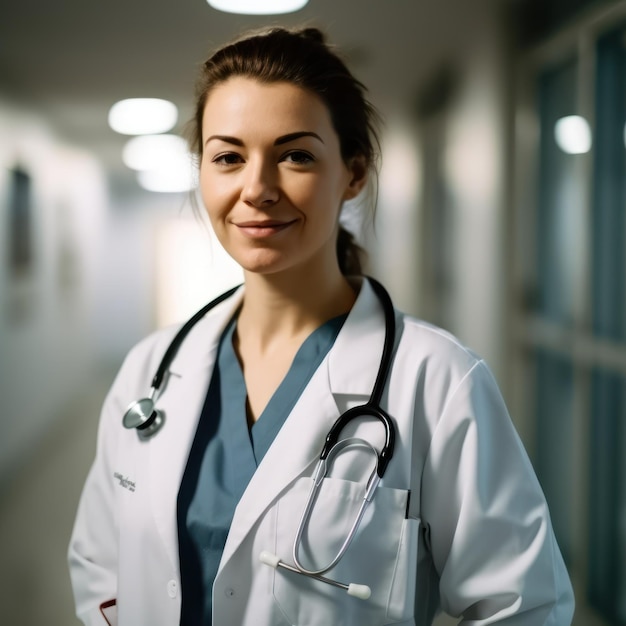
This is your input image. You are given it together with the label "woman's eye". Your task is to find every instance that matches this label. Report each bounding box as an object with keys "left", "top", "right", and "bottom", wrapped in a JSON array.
[
  {"left": 283, "top": 151, "right": 314, "bottom": 165},
  {"left": 212, "top": 153, "right": 243, "bottom": 166}
]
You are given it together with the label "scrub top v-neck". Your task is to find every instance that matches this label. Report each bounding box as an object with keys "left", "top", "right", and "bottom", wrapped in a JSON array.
[{"left": 177, "top": 313, "right": 347, "bottom": 625}]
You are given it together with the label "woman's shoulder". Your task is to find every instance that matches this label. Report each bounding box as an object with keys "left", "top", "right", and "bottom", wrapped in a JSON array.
[
  {"left": 105, "top": 324, "right": 185, "bottom": 402},
  {"left": 124, "top": 323, "right": 183, "bottom": 371},
  {"left": 396, "top": 311, "right": 483, "bottom": 376},
  {"left": 392, "top": 312, "right": 505, "bottom": 434},
  {"left": 120, "top": 286, "right": 244, "bottom": 377}
]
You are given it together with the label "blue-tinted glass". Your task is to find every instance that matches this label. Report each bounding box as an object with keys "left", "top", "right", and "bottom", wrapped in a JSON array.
[
  {"left": 534, "top": 348, "right": 574, "bottom": 564},
  {"left": 587, "top": 26, "right": 626, "bottom": 623},
  {"left": 537, "top": 60, "right": 586, "bottom": 324},
  {"left": 588, "top": 368, "right": 625, "bottom": 623},
  {"left": 592, "top": 28, "right": 626, "bottom": 341}
]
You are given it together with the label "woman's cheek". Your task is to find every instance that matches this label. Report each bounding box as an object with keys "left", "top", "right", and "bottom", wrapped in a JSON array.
[{"left": 200, "top": 182, "right": 233, "bottom": 225}]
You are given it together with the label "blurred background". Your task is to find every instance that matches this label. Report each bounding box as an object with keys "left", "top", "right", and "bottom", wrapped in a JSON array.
[{"left": 1, "top": 0, "right": 625, "bottom": 623}]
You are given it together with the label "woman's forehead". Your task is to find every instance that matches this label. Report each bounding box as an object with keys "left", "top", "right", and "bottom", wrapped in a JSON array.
[{"left": 202, "top": 77, "right": 335, "bottom": 137}]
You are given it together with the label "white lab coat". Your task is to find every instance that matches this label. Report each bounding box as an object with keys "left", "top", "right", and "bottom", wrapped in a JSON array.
[{"left": 68, "top": 279, "right": 574, "bottom": 625}]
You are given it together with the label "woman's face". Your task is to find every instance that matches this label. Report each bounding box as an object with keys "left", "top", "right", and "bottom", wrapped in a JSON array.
[{"left": 199, "top": 77, "right": 365, "bottom": 277}]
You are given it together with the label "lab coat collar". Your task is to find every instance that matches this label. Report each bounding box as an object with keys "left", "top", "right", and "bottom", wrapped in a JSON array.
[
  {"left": 167, "top": 277, "right": 386, "bottom": 397},
  {"left": 168, "top": 286, "right": 245, "bottom": 377},
  {"left": 219, "top": 277, "right": 389, "bottom": 566},
  {"left": 148, "top": 278, "right": 389, "bottom": 573},
  {"left": 148, "top": 286, "right": 244, "bottom": 573},
  {"left": 327, "top": 276, "right": 387, "bottom": 398}
]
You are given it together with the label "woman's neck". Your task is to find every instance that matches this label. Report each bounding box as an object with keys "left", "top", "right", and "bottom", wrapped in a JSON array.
[{"left": 236, "top": 266, "right": 357, "bottom": 354}]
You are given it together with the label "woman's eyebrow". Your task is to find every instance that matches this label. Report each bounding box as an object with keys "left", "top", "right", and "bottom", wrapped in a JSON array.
[
  {"left": 205, "top": 131, "right": 324, "bottom": 148},
  {"left": 205, "top": 135, "right": 243, "bottom": 146},
  {"left": 274, "top": 131, "right": 324, "bottom": 145}
]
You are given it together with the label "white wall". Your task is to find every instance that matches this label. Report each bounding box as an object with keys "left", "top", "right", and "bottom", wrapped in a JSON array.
[
  {"left": 443, "top": 11, "right": 508, "bottom": 380},
  {"left": 0, "top": 98, "right": 107, "bottom": 482},
  {"left": 92, "top": 202, "right": 157, "bottom": 364},
  {"left": 370, "top": 0, "right": 509, "bottom": 387},
  {"left": 370, "top": 121, "right": 423, "bottom": 316}
]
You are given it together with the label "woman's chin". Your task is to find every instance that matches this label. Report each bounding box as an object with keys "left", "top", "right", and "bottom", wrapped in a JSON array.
[{"left": 235, "top": 251, "right": 293, "bottom": 276}]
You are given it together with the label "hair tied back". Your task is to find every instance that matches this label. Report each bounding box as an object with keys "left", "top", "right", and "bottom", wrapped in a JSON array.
[{"left": 299, "top": 27, "right": 326, "bottom": 44}]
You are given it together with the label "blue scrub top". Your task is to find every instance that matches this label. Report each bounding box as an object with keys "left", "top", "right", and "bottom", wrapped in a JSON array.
[{"left": 177, "top": 313, "right": 347, "bottom": 625}]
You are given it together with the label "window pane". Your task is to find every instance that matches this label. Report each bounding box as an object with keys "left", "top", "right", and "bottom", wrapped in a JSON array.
[
  {"left": 534, "top": 348, "right": 574, "bottom": 563},
  {"left": 592, "top": 27, "right": 626, "bottom": 341},
  {"left": 536, "top": 59, "right": 587, "bottom": 324},
  {"left": 586, "top": 26, "right": 626, "bottom": 622},
  {"left": 588, "top": 368, "right": 626, "bottom": 622}
]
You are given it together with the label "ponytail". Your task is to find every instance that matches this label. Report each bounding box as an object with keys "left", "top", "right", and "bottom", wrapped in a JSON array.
[{"left": 336, "top": 227, "right": 366, "bottom": 276}]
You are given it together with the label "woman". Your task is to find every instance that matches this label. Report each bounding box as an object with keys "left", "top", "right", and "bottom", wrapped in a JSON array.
[{"left": 69, "top": 27, "right": 574, "bottom": 625}]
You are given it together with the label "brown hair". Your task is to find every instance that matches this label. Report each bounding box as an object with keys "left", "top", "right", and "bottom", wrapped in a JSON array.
[{"left": 189, "top": 26, "right": 381, "bottom": 275}]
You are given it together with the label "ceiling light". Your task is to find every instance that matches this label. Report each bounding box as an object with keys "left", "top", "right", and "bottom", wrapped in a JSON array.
[
  {"left": 554, "top": 115, "right": 592, "bottom": 154},
  {"left": 108, "top": 98, "right": 178, "bottom": 135},
  {"left": 122, "top": 134, "right": 190, "bottom": 171},
  {"left": 137, "top": 165, "right": 196, "bottom": 193},
  {"left": 207, "top": 0, "right": 308, "bottom": 15}
]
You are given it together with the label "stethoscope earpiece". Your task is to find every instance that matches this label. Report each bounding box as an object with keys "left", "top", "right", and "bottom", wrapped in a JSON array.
[{"left": 123, "top": 397, "right": 165, "bottom": 440}]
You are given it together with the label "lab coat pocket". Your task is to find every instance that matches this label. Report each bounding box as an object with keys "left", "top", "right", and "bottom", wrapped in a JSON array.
[
  {"left": 386, "top": 517, "right": 420, "bottom": 621},
  {"left": 270, "top": 476, "right": 411, "bottom": 626}
]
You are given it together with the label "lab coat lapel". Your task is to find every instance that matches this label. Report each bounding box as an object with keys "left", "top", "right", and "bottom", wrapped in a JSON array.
[
  {"left": 147, "top": 287, "right": 244, "bottom": 571},
  {"left": 220, "top": 278, "right": 387, "bottom": 566}
]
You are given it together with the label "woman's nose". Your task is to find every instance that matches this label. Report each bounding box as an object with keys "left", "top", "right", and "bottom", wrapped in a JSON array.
[{"left": 240, "top": 161, "right": 279, "bottom": 207}]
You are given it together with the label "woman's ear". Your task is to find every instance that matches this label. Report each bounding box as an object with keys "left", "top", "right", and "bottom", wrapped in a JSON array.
[{"left": 343, "top": 155, "right": 368, "bottom": 200}]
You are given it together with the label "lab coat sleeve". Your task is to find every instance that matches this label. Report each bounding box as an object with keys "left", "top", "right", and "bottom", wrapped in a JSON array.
[
  {"left": 67, "top": 359, "right": 131, "bottom": 625},
  {"left": 421, "top": 360, "right": 574, "bottom": 624}
]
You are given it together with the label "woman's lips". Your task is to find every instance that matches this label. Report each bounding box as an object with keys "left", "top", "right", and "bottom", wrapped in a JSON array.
[{"left": 235, "top": 220, "right": 296, "bottom": 239}]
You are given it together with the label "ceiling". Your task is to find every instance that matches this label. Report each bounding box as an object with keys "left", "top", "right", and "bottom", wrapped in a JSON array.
[{"left": 0, "top": 0, "right": 503, "bottom": 198}]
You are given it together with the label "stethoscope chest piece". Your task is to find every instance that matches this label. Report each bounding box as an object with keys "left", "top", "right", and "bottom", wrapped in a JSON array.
[
  {"left": 123, "top": 395, "right": 164, "bottom": 440},
  {"left": 121, "top": 284, "right": 242, "bottom": 441}
]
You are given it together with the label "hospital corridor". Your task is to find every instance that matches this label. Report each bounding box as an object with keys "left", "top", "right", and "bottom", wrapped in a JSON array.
[
  {"left": 0, "top": 369, "right": 113, "bottom": 625},
  {"left": 2, "top": 0, "right": 626, "bottom": 624}
]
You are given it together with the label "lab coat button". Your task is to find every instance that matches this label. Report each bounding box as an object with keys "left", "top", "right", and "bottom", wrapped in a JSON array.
[
  {"left": 224, "top": 587, "right": 235, "bottom": 598},
  {"left": 167, "top": 580, "right": 178, "bottom": 598}
]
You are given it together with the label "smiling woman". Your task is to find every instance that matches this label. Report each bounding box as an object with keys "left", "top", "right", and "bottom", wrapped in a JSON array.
[
  {"left": 199, "top": 78, "right": 365, "bottom": 278},
  {"left": 68, "top": 26, "right": 574, "bottom": 626},
  {"left": 188, "top": 27, "right": 379, "bottom": 279}
]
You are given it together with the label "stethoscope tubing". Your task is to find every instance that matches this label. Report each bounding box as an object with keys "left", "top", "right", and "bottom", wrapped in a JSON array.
[
  {"left": 123, "top": 277, "right": 396, "bottom": 442},
  {"left": 150, "top": 284, "right": 241, "bottom": 389},
  {"left": 292, "top": 438, "right": 381, "bottom": 576},
  {"left": 122, "top": 284, "right": 241, "bottom": 437},
  {"left": 122, "top": 277, "right": 398, "bottom": 602}
]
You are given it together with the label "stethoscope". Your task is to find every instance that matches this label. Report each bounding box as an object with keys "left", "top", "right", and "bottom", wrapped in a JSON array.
[
  {"left": 122, "top": 284, "right": 241, "bottom": 438},
  {"left": 122, "top": 277, "right": 397, "bottom": 601}
]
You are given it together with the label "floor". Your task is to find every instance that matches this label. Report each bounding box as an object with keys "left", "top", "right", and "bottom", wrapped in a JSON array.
[
  {"left": 0, "top": 366, "right": 600, "bottom": 626},
  {"left": 0, "top": 369, "right": 112, "bottom": 626}
]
